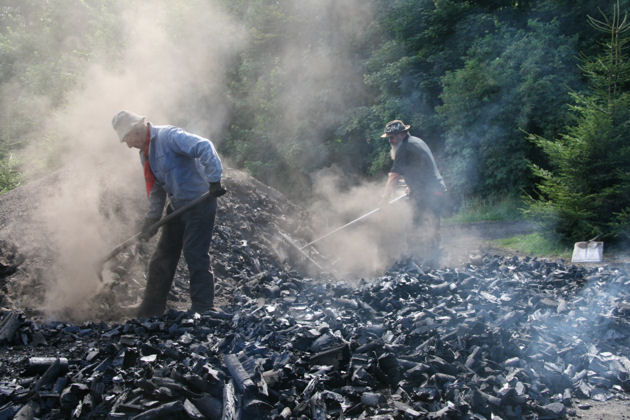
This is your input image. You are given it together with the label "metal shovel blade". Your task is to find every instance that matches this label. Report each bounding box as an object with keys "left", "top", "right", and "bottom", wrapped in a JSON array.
[{"left": 571, "top": 241, "right": 604, "bottom": 263}]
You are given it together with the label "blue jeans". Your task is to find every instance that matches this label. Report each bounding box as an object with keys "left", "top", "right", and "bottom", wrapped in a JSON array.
[{"left": 138, "top": 196, "right": 217, "bottom": 317}]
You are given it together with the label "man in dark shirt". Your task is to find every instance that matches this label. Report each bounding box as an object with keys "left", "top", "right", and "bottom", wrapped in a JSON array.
[{"left": 381, "top": 120, "right": 447, "bottom": 264}]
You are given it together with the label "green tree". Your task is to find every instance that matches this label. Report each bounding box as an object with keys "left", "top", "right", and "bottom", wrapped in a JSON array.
[
  {"left": 354, "top": 0, "right": 619, "bottom": 206},
  {"left": 222, "top": 0, "right": 373, "bottom": 197},
  {"left": 438, "top": 18, "right": 579, "bottom": 200},
  {"left": 0, "top": 1, "right": 124, "bottom": 191},
  {"left": 0, "top": 152, "right": 21, "bottom": 192},
  {"left": 527, "top": 1, "right": 630, "bottom": 244}
]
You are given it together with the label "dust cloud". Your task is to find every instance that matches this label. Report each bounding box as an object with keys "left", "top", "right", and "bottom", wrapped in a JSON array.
[
  {"left": 245, "top": 0, "right": 376, "bottom": 191},
  {"left": 305, "top": 167, "right": 415, "bottom": 278},
  {"left": 7, "top": 0, "right": 408, "bottom": 319},
  {"left": 14, "top": 1, "right": 248, "bottom": 320},
  {"left": 241, "top": 0, "right": 407, "bottom": 276}
]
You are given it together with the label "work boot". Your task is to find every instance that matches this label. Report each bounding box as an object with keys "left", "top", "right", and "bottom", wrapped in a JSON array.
[
  {"left": 136, "top": 301, "right": 165, "bottom": 319},
  {"left": 189, "top": 304, "right": 214, "bottom": 315}
]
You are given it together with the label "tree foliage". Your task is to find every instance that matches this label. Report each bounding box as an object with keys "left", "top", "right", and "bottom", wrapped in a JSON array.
[
  {"left": 0, "top": 0, "right": 627, "bottom": 249},
  {"left": 527, "top": 1, "right": 630, "bottom": 244},
  {"left": 0, "top": 0, "right": 123, "bottom": 185},
  {"left": 438, "top": 18, "right": 579, "bottom": 199}
]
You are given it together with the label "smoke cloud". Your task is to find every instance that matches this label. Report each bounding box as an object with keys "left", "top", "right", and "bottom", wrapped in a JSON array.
[
  {"left": 12, "top": 1, "right": 248, "bottom": 320},
  {"left": 4, "top": 0, "right": 439, "bottom": 318},
  {"left": 304, "top": 167, "right": 415, "bottom": 278}
]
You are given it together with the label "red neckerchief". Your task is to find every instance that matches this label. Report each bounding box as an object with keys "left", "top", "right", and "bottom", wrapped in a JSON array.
[{"left": 143, "top": 124, "right": 156, "bottom": 197}]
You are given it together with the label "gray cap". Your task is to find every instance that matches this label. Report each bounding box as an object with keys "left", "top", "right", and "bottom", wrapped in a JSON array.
[{"left": 112, "top": 110, "right": 146, "bottom": 141}]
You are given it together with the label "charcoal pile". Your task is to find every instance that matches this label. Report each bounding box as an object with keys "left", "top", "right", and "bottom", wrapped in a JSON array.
[
  {"left": 2, "top": 258, "right": 630, "bottom": 418},
  {"left": 0, "top": 168, "right": 311, "bottom": 319},
  {"left": 87, "top": 168, "right": 314, "bottom": 319},
  {"left": 1, "top": 170, "right": 630, "bottom": 419}
]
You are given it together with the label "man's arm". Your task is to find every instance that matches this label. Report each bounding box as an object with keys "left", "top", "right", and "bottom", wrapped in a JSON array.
[
  {"left": 170, "top": 127, "right": 223, "bottom": 182},
  {"left": 383, "top": 172, "right": 401, "bottom": 202}
]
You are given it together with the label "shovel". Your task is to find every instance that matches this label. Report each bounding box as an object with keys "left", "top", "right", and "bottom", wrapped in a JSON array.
[
  {"left": 97, "top": 191, "right": 213, "bottom": 280},
  {"left": 300, "top": 192, "right": 408, "bottom": 250}
]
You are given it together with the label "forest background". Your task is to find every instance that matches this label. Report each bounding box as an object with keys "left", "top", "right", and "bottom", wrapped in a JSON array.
[{"left": 0, "top": 0, "right": 629, "bottom": 247}]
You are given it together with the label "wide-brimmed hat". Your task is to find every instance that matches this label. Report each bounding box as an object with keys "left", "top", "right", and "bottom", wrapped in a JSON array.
[
  {"left": 381, "top": 119, "right": 410, "bottom": 138},
  {"left": 112, "top": 110, "right": 146, "bottom": 141}
]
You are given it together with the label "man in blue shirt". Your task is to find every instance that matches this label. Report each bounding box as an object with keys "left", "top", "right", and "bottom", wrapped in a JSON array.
[{"left": 112, "top": 110, "right": 225, "bottom": 317}]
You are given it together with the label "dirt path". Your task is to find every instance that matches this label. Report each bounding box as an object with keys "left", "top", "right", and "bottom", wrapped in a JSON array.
[
  {"left": 440, "top": 220, "right": 536, "bottom": 266},
  {"left": 441, "top": 220, "right": 630, "bottom": 268},
  {"left": 569, "top": 399, "right": 630, "bottom": 420}
]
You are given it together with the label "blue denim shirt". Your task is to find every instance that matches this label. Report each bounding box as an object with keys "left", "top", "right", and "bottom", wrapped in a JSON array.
[{"left": 140, "top": 124, "right": 222, "bottom": 219}]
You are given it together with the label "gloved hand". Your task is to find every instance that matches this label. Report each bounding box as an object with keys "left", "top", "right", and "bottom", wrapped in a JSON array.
[
  {"left": 139, "top": 217, "right": 160, "bottom": 241},
  {"left": 209, "top": 181, "right": 227, "bottom": 197}
]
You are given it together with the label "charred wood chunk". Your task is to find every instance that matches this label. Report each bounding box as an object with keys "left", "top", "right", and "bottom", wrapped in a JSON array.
[
  {"left": 122, "top": 347, "right": 139, "bottom": 368},
  {"left": 130, "top": 400, "right": 184, "bottom": 420},
  {"left": 60, "top": 383, "right": 89, "bottom": 413},
  {"left": 301, "top": 377, "right": 319, "bottom": 400},
  {"left": 318, "top": 390, "right": 346, "bottom": 416},
  {"left": 25, "top": 357, "right": 69, "bottom": 376},
  {"left": 0, "top": 403, "right": 20, "bottom": 419},
  {"left": 222, "top": 380, "right": 237, "bottom": 420},
  {"left": 361, "top": 391, "right": 387, "bottom": 408},
  {"left": 30, "top": 358, "right": 66, "bottom": 396},
  {"left": 183, "top": 398, "right": 205, "bottom": 420},
  {"left": 181, "top": 372, "right": 216, "bottom": 395},
  {"left": 375, "top": 352, "right": 401, "bottom": 386},
  {"left": 224, "top": 354, "right": 256, "bottom": 395},
  {"left": 276, "top": 406, "right": 292, "bottom": 419},
  {"left": 152, "top": 376, "right": 198, "bottom": 399},
  {"left": 0, "top": 312, "right": 20, "bottom": 344},
  {"left": 471, "top": 388, "right": 501, "bottom": 414},
  {"left": 109, "top": 390, "right": 130, "bottom": 416},
  {"left": 243, "top": 398, "right": 274, "bottom": 418},
  {"left": 428, "top": 402, "right": 462, "bottom": 419},
  {"left": 309, "top": 344, "right": 350, "bottom": 371},
  {"left": 310, "top": 332, "right": 342, "bottom": 353},
  {"left": 190, "top": 394, "right": 222, "bottom": 419},
  {"left": 538, "top": 402, "right": 566, "bottom": 418},
  {"left": 13, "top": 400, "right": 37, "bottom": 420},
  {"left": 308, "top": 392, "right": 327, "bottom": 420},
  {"left": 465, "top": 346, "right": 482, "bottom": 370}
]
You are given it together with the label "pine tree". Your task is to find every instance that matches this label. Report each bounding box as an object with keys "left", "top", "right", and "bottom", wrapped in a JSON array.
[{"left": 527, "top": 1, "right": 630, "bottom": 245}]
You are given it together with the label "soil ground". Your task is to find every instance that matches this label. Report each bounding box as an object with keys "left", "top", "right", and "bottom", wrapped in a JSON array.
[{"left": 570, "top": 399, "right": 630, "bottom": 420}]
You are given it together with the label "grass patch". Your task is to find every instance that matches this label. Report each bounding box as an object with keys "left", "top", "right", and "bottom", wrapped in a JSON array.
[
  {"left": 492, "top": 233, "right": 572, "bottom": 259},
  {"left": 445, "top": 195, "right": 524, "bottom": 224},
  {"left": 0, "top": 154, "right": 22, "bottom": 193}
]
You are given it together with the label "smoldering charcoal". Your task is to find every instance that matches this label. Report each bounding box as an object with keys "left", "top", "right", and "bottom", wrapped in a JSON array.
[{"left": 1, "top": 170, "right": 629, "bottom": 419}]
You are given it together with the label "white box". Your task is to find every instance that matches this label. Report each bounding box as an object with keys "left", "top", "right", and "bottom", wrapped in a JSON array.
[{"left": 571, "top": 241, "right": 604, "bottom": 263}]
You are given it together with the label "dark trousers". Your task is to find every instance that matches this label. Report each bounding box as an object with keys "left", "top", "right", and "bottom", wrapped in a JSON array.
[
  {"left": 406, "top": 198, "right": 441, "bottom": 262},
  {"left": 139, "top": 196, "right": 217, "bottom": 317}
]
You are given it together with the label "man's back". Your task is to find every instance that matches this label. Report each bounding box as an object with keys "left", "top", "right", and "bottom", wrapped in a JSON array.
[{"left": 391, "top": 135, "right": 442, "bottom": 198}]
